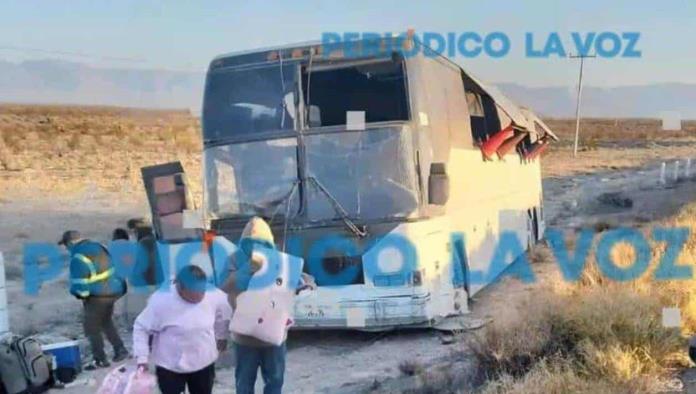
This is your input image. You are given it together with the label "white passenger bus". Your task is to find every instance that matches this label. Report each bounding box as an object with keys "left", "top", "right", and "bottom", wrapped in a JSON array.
[{"left": 143, "top": 37, "right": 557, "bottom": 330}]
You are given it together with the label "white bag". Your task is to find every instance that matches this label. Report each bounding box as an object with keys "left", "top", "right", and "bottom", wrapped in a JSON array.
[
  {"left": 230, "top": 289, "right": 294, "bottom": 346},
  {"left": 230, "top": 248, "right": 303, "bottom": 346}
]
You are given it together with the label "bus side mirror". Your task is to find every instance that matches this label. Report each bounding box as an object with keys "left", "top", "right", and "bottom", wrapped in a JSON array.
[{"left": 428, "top": 163, "right": 449, "bottom": 206}]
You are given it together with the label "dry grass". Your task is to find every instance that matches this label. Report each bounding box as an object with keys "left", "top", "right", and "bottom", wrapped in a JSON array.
[
  {"left": 467, "top": 201, "right": 696, "bottom": 393},
  {"left": 541, "top": 143, "right": 696, "bottom": 178},
  {"left": 470, "top": 287, "right": 685, "bottom": 392},
  {"left": 0, "top": 104, "right": 202, "bottom": 203},
  {"left": 479, "top": 358, "right": 630, "bottom": 394},
  {"left": 544, "top": 118, "right": 696, "bottom": 144},
  {"left": 541, "top": 118, "right": 696, "bottom": 178}
]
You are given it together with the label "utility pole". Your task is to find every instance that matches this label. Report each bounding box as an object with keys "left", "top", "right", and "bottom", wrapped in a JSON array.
[{"left": 570, "top": 54, "right": 596, "bottom": 157}]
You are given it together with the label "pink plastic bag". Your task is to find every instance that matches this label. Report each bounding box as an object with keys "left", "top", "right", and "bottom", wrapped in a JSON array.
[
  {"left": 97, "top": 363, "right": 157, "bottom": 394},
  {"left": 124, "top": 369, "right": 157, "bottom": 394}
]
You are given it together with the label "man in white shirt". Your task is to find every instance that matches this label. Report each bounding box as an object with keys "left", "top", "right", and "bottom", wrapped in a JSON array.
[{"left": 133, "top": 265, "right": 232, "bottom": 394}]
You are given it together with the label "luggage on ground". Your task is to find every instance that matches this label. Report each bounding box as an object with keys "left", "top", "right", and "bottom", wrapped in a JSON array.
[
  {"left": 11, "top": 337, "right": 52, "bottom": 390},
  {"left": 0, "top": 335, "right": 52, "bottom": 394},
  {"left": 0, "top": 339, "right": 27, "bottom": 394}
]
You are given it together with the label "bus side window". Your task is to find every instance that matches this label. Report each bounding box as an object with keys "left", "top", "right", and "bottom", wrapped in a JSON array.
[{"left": 465, "top": 91, "right": 486, "bottom": 144}]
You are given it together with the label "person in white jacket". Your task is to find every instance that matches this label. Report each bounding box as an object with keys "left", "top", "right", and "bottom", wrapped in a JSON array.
[{"left": 133, "top": 265, "right": 232, "bottom": 394}]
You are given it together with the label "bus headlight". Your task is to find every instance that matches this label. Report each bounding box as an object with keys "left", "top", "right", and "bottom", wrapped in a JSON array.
[{"left": 377, "top": 246, "right": 404, "bottom": 273}]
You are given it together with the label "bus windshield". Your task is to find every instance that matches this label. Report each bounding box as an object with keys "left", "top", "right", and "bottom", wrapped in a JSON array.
[
  {"left": 202, "top": 63, "right": 297, "bottom": 144},
  {"left": 204, "top": 126, "right": 419, "bottom": 222},
  {"left": 204, "top": 138, "right": 300, "bottom": 219},
  {"left": 202, "top": 56, "right": 418, "bottom": 223}
]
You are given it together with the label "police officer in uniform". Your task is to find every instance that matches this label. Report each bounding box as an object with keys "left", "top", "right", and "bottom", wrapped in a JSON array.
[{"left": 59, "top": 230, "right": 129, "bottom": 370}]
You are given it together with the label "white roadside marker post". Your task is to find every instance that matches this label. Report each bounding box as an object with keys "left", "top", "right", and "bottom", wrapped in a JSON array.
[
  {"left": 674, "top": 161, "right": 681, "bottom": 182},
  {"left": 659, "top": 162, "right": 666, "bottom": 186},
  {"left": 0, "top": 252, "right": 9, "bottom": 335},
  {"left": 686, "top": 158, "right": 692, "bottom": 179}
]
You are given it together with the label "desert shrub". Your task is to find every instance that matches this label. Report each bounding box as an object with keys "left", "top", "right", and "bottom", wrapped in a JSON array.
[
  {"left": 399, "top": 360, "right": 425, "bottom": 377},
  {"left": 479, "top": 358, "right": 632, "bottom": 394},
  {"left": 472, "top": 286, "right": 684, "bottom": 391},
  {"left": 3, "top": 132, "right": 24, "bottom": 152},
  {"left": 173, "top": 126, "right": 201, "bottom": 152},
  {"left": 527, "top": 243, "right": 552, "bottom": 264},
  {"left": 472, "top": 200, "right": 696, "bottom": 392},
  {"left": 408, "top": 369, "right": 459, "bottom": 394},
  {"left": 470, "top": 296, "right": 579, "bottom": 381},
  {"left": 584, "top": 135, "right": 599, "bottom": 151},
  {"left": 109, "top": 123, "right": 127, "bottom": 139},
  {"left": 67, "top": 133, "right": 81, "bottom": 150}
]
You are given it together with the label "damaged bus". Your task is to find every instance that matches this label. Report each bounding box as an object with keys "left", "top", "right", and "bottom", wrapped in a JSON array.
[{"left": 143, "top": 37, "right": 557, "bottom": 330}]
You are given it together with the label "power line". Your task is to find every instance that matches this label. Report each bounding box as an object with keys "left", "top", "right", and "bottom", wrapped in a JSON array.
[
  {"left": 0, "top": 44, "right": 207, "bottom": 73},
  {"left": 0, "top": 44, "right": 146, "bottom": 63}
]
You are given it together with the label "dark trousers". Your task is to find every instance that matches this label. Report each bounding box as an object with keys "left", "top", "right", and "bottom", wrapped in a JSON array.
[
  {"left": 156, "top": 363, "right": 215, "bottom": 394},
  {"left": 235, "top": 342, "right": 286, "bottom": 394},
  {"left": 82, "top": 297, "right": 125, "bottom": 362}
]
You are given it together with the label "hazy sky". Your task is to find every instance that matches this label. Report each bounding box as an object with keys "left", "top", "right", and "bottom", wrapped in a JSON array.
[{"left": 1, "top": 0, "right": 694, "bottom": 87}]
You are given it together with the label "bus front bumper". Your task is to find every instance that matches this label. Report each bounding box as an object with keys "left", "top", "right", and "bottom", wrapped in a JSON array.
[{"left": 292, "top": 287, "right": 439, "bottom": 330}]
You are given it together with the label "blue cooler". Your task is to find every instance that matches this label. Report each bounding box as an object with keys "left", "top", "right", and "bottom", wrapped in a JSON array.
[{"left": 42, "top": 340, "right": 81, "bottom": 372}]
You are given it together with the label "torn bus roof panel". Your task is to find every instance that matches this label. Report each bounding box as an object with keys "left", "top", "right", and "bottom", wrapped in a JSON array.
[
  {"left": 519, "top": 107, "right": 559, "bottom": 141},
  {"left": 466, "top": 74, "right": 531, "bottom": 129},
  {"left": 463, "top": 70, "right": 558, "bottom": 143}
]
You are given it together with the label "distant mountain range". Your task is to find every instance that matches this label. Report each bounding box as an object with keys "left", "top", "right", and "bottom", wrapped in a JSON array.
[
  {"left": 1, "top": 59, "right": 694, "bottom": 119},
  {"left": 0, "top": 59, "right": 205, "bottom": 110},
  {"left": 497, "top": 82, "right": 696, "bottom": 119}
]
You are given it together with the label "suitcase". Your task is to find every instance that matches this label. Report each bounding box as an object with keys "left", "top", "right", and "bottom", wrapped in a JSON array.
[
  {"left": 0, "top": 336, "right": 51, "bottom": 394},
  {"left": 10, "top": 337, "right": 51, "bottom": 391},
  {"left": 0, "top": 340, "right": 28, "bottom": 394}
]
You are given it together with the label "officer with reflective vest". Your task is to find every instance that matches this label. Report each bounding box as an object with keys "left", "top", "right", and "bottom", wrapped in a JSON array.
[{"left": 59, "top": 230, "right": 129, "bottom": 370}]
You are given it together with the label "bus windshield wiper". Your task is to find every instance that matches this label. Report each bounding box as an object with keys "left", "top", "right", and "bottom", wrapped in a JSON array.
[
  {"left": 307, "top": 177, "right": 367, "bottom": 238},
  {"left": 267, "top": 180, "right": 300, "bottom": 223}
]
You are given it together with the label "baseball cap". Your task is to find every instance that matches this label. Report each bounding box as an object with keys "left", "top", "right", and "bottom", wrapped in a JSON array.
[{"left": 58, "top": 230, "right": 81, "bottom": 246}]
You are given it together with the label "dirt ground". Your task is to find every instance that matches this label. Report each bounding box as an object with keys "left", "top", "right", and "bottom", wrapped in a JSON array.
[{"left": 1, "top": 105, "right": 696, "bottom": 392}]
